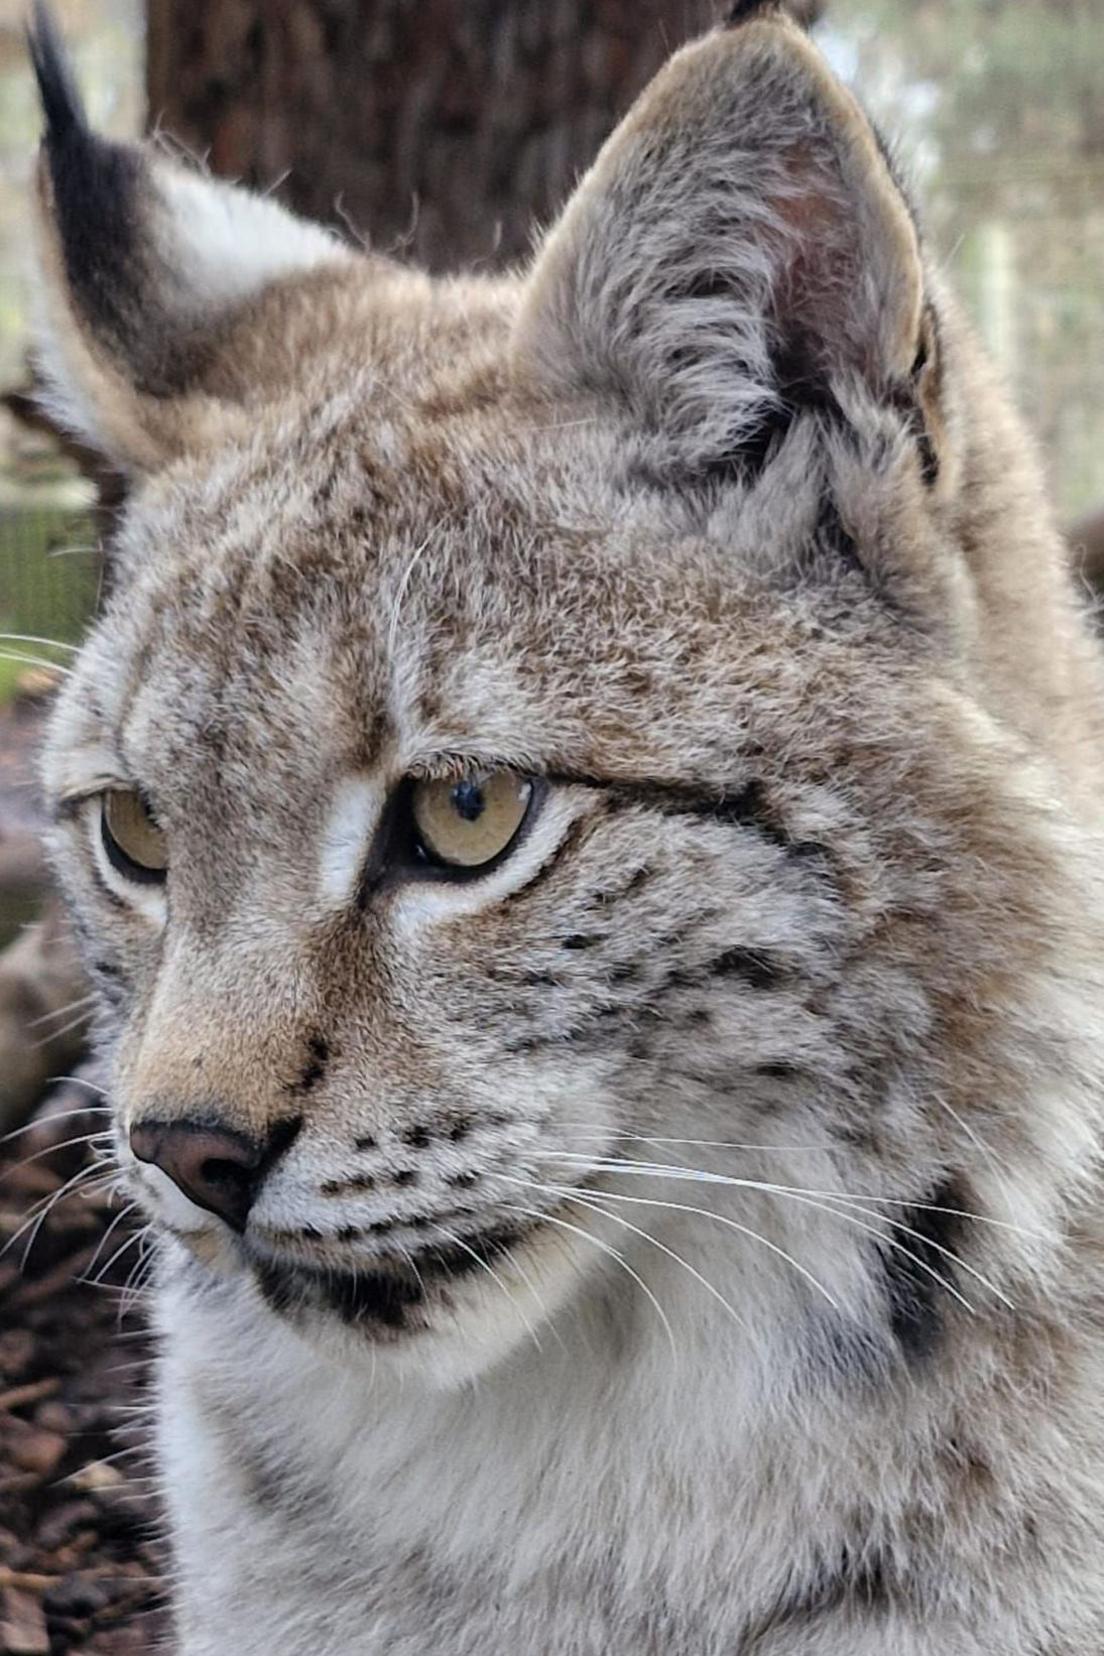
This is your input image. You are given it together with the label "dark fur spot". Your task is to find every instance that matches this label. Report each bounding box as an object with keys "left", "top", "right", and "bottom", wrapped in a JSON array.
[
  {"left": 255, "top": 1252, "right": 424, "bottom": 1330},
  {"left": 741, "top": 1546, "right": 895, "bottom": 1648},
  {"left": 290, "top": 1032, "right": 330, "bottom": 1094},
  {"left": 593, "top": 775, "right": 795, "bottom": 854},
  {"left": 710, "top": 947, "right": 787, "bottom": 988},
  {"left": 816, "top": 498, "right": 864, "bottom": 576},
  {"left": 706, "top": 779, "right": 792, "bottom": 848},
  {"left": 723, "top": 403, "right": 797, "bottom": 479},
  {"left": 254, "top": 1223, "right": 525, "bottom": 1333},
  {"left": 797, "top": 1549, "right": 893, "bottom": 1621},
  {"left": 424, "top": 1225, "right": 522, "bottom": 1280},
  {"left": 392, "top": 1169, "right": 418, "bottom": 1187},
  {"left": 561, "top": 933, "right": 596, "bottom": 951},
  {"left": 915, "top": 427, "right": 940, "bottom": 489},
  {"left": 322, "top": 1269, "right": 423, "bottom": 1329},
  {"left": 501, "top": 1032, "right": 555, "bottom": 1054},
  {"left": 254, "top": 1259, "right": 299, "bottom": 1317},
  {"left": 755, "top": 1061, "right": 799, "bottom": 1079},
  {"left": 354, "top": 1134, "right": 377, "bottom": 1151},
  {"left": 403, "top": 1126, "right": 432, "bottom": 1149},
  {"left": 447, "top": 1119, "right": 472, "bottom": 1143},
  {"left": 317, "top": 1169, "right": 374, "bottom": 1199},
  {"left": 878, "top": 1177, "right": 968, "bottom": 1362},
  {"left": 446, "top": 1172, "right": 478, "bottom": 1189}
]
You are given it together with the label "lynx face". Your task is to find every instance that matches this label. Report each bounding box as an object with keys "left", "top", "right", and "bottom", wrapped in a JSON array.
[{"left": 32, "top": 9, "right": 1104, "bottom": 1385}]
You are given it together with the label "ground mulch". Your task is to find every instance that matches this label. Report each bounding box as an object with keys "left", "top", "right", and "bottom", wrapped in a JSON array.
[{"left": 1, "top": 695, "right": 169, "bottom": 1654}]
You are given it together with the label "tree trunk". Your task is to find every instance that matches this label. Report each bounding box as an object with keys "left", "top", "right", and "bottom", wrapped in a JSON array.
[{"left": 145, "top": 0, "right": 728, "bottom": 272}]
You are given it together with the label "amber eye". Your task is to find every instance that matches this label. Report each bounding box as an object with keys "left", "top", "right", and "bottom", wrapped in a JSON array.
[
  {"left": 100, "top": 790, "right": 168, "bottom": 884},
  {"left": 410, "top": 771, "right": 534, "bottom": 870}
]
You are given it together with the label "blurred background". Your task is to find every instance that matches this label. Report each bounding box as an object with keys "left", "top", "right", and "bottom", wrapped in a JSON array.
[{"left": 0, "top": 3, "right": 1100, "bottom": 1649}]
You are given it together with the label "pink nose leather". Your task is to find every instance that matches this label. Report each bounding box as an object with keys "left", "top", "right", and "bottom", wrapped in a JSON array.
[{"left": 130, "top": 1120, "right": 264, "bottom": 1231}]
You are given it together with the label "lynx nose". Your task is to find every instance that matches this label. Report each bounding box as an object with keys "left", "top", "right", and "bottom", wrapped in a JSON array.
[{"left": 129, "top": 1120, "right": 268, "bottom": 1232}]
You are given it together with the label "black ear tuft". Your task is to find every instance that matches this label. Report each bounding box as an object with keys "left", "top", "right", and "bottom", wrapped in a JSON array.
[
  {"left": 725, "top": 0, "right": 822, "bottom": 27},
  {"left": 27, "top": 3, "right": 149, "bottom": 381},
  {"left": 27, "top": 0, "right": 348, "bottom": 467},
  {"left": 724, "top": 0, "right": 784, "bottom": 26},
  {"left": 27, "top": 1, "right": 87, "bottom": 148}
]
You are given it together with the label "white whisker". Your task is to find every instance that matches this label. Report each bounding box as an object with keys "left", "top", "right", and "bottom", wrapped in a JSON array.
[
  {"left": 30, "top": 1006, "right": 96, "bottom": 1047},
  {"left": 548, "top": 1153, "right": 1054, "bottom": 1243},
  {"left": 1, "top": 1130, "right": 114, "bottom": 1181},
  {"left": 565, "top": 1188, "right": 756, "bottom": 1343},
  {"left": 87, "top": 1224, "right": 149, "bottom": 1285},
  {"left": 500, "top": 1199, "right": 679, "bottom": 1360},
  {"left": 431, "top": 1221, "right": 544, "bottom": 1356},
  {"left": 557, "top": 1125, "right": 838, "bottom": 1154},
  {"left": 530, "top": 1168, "right": 840, "bottom": 1310},
  {"left": 386, "top": 532, "right": 432, "bottom": 663},
  {"left": 26, "top": 994, "right": 99, "bottom": 1031},
  {"left": 0, "top": 1103, "right": 111, "bottom": 1148},
  {"left": 0, "top": 649, "right": 73, "bottom": 676},
  {"left": 46, "top": 1073, "right": 111, "bottom": 1098},
  {"left": 0, "top": 631, "right": 79, "bottom": 652},
  {"left": 2, "top": 1163, "right": 116, "bottom": 1268},
  {"left": 83, "top": 1200, "right": 141, "bottom": 1280},
  {"left": 543, "top": 1161, "right": 981, "bottom": 1316}
]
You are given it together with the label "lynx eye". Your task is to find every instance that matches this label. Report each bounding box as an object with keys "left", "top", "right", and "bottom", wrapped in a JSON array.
[
  {"left": 100, "top": 790, "right": 168, "bottom": 885},
  {"left": 411, "top": 771, "right": 534, "bottom": 870}
]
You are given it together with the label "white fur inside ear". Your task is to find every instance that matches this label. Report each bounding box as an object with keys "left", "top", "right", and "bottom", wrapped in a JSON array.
[
  {"left": 513, "top": 23, "right": 923, "bottom": 476},
  {"left": 153, "top": 163, "right": 349, "bottom": 315}
]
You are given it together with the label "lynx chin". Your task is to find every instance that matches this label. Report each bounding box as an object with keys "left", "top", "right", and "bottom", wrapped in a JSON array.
[{"left": 27, "top": 0, "right": 1104, "bottom": 1651}]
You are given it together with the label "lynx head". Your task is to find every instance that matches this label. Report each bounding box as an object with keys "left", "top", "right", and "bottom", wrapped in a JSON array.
[{"left": 32, "top": 1, "right": 1104, "bottom": 1386}]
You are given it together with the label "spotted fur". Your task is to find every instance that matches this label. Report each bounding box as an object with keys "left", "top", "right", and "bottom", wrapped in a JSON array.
[{"left": 29, "top": 4, "right": 1104, "bottom": 1652}]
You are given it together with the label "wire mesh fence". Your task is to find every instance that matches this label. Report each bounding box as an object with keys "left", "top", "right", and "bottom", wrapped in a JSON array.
[{"left": 0, "top": 505, "right": 100, "bottom": 698}]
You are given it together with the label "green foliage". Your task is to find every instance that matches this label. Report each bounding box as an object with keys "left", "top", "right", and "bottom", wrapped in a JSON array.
[{"left": 0, "top": 508, "right": 98, "bottom": 701}]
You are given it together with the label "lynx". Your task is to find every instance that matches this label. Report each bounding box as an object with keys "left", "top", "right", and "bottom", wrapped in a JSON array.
[{"left": 28, "top": 1, "right": 1104, "bottom": 1651}]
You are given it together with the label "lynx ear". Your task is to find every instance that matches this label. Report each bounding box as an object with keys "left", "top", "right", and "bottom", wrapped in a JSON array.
[
  {"left": 513, "top": 10, "right": 928, "bottom": 478},
  {"left": 27, "top": 3, "right": 353, "bottom": 472}
]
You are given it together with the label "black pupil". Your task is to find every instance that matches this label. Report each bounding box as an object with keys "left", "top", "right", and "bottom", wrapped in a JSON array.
[{"left": 452, "top": 780, "right": 485, "bottom": 823}]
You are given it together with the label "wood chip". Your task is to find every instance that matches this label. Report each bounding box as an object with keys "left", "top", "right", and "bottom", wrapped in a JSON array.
[
  {"left": 0, "top": 1568, "right": 58, "bottom": 1593},
  {"left": 7, "top": 1425, "right": 67, "bottom": 1480},
  {"left": 0, "top": 1377, "right": 60, "bottom": 1415},
  {"left": 7, "top": 1243, "right": 100, "bottom": 1309},
  {"left": 0, "top": 1584, "right": 50, "bottom": 1655},
  {"left": 66, "top": 1460, "right": 124, "bottom": 1494}
]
